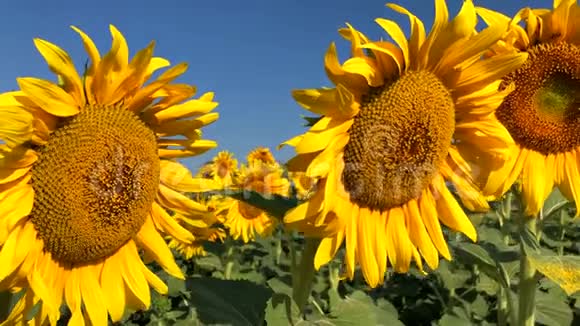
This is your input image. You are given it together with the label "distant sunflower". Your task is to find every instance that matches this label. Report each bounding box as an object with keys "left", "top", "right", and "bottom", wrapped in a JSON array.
[
  {"left": 282, "top": 0, "right": 527, "bottom": 287},
  {"left": 0, "top": 25, "right": 219, "bottom": 324},
  {"left": 198, "top": 151, "right": 238, "bottom": 187},
  {"left": 289, "top": 171, "right": 317, "bottom": 200},
  {"left": 476, "top": 0, "right": 580, "bottom": 216},
  {"left": 225, "top": 161, "right": 290, "bottom": 242},
  {"left": 247, "top": 146, "right": 276, "bottom": 165}
]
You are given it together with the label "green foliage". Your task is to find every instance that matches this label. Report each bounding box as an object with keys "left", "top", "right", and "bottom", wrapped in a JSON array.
[{"left": 104, "top": 188, "right": 580, "bottom": 325}]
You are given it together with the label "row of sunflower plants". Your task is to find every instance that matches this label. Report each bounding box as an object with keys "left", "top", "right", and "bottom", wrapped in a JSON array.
[{"left": 106, "top": 147, "right": 579, "bottom": 326}]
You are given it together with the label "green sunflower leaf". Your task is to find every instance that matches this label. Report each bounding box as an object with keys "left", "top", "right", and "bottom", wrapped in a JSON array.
[
  {"left": 185, "top": 277, "right": 273, "bottom": 325},
  {"left": 301, "top": 115, "right": 323, "bottom": 127},
  {"left": 226, "top": 190, "right": 299, "bottom": 219},
  {"left": 327, "top": 291, "right": 403, "bottom": 326},
  {"left": 542, "top": 188, "right": 569, "bottom": 219},
  {"left": 535, "top": 290, "right": 573, "bottom": 326}
]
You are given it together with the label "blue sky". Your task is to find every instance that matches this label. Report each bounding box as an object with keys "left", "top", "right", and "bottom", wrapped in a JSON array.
[{"left": 0, "top": 0, "right": 538, "bottom": 172}]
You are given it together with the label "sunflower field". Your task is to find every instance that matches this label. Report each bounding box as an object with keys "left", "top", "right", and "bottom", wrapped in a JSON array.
[{"left": 2, "top": 0, "right": 580, "bottom": 325}]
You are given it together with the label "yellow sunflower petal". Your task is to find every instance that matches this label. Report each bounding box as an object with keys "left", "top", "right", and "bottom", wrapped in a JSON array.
[
  {"left": 314, "top": 231, "right": 344, "bottom": 269},
  {"left": 127, "top": 63, "right": 189, "bottom": 111},
  {"left": 386, "top": 206, "right": 414, "bottom": 273},
  {"left": 357, "top": 208, "right": 380, "bottom": 286},
  {"left": 292, "top": 87, "right": 336, "bottom": 116},
  {"left": 405, "top": 200, "right": 439, "bottom": 270},
  {"left": 145, "top": 57, "right": 171, "bottom": 80},
  {"left": 151, "top": 202, "right": 195, "bottom": 244},
  {"left": 33, "top": 38, "right": 84, "bottom": 105},
  {"left": 562, "top": 151, "right": 580, "bottom": 216},
  {"left": 100, "top": 253, "right": 126, "bottom": 322},
  {"left": 483, "top": 146, "right": 527, "bottom": 199},
  {"left": 433, "top": 176, "right": 477, "bottom": 242},
  {"left": 153, "top": 97, "right": 219, "bottom": 123},
  {"left": 429, "top": 0, "right": 477, "bottom": 69},
  {"left": 324, "top": 43, "right": 369, "bottom": 93},
  {"left": 119, "top": 242, "right": 151, "bottom": 309},
  {"left": 80, "top": 265, "right": 108, "bottom": 326},
  {"left": 386, "top": 3, "right": 426, "bottom": 69},
  {"left": 0, "top": 184, "right": 34, "bottom": 242},
  {"left": 0, "top": 107, "right": 32, "bottom": 148},
  {"left": 360, "top": 41, "right": 404, "bottom": 75},
  {"left": 295, "top": 118, "right": 352, "bottom": 154},
  {"left": 441, "top": 150, "right": 489, "bottom": 212},
  {"left": 136, "top": 217, "right": 184, "bottom": 279},
  {"left": 453, "top": 52, "right": 528, "bottom": 95},
  {"left": 417, "top": 0, "right": 449, "bottom": 69},
  {"left": 70, "top": 26, "right": 101, "bottom": 66},
  {"left": 16, "top": 78, "right": 79, "bottom": 117},
  {"left": 419, "top": 189, "right": 451, "bottom": 260},
  {"left": 375, "top": 18, "right": 409, "bottom": 68},
  {"left": 522, "top": 151, "right": 554, "bottom": 216}
]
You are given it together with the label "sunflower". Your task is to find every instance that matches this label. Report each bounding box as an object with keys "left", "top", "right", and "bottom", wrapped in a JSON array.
[
  {"left": 476, "top": 0, "right": 580, "bottom": 216},
  {"left": 0, "top": 25, "right": 220, "bottom": 325},
  {"left": 225, "top": 161, "right": 290, "bottom": 243},
  {"left": 289, "top": 171, "right": 317, "bottom": 200},
  {"left": 281, "top": 0, "right": 528, "bottom": 287},
  {"left": 197, "top": 150, "right": 238, "bottom": 188},
  {"left": 247, "top": 146, "right": 276, "bottom": 165}
]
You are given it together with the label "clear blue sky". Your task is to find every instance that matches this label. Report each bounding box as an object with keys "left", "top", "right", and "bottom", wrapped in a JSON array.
[{"left": 0, "top": 0, "right": 535, "bottom": 172}]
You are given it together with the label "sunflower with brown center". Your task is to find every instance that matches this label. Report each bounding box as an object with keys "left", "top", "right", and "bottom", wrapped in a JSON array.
[
  {"left": 197, "top": 150, "right": 239, "bottom": 188},
  {"left": 476, "top": 0, "right": 580, "bottom": 216},
  {"left": 225, "top": 160, "right": 290, "bottom": 243},
  {"left": 281, "top": 0, "right": 528, "bottom": 287},
  {"left": 0, "top": 25, "right": 220, "bottom": 324},
  {"left": 247, "top": 146, "right": 276, "bottom": 165}
]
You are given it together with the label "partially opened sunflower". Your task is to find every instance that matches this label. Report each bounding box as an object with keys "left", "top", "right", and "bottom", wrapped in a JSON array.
[
  {"left": 282, "top": 0, "right": 528, "bottom": 287},
  {"left": 476, "top": 0, "right": 580, "bottom": 216},
  {"left": 0, "top": 25, "right": 219, "bottom": 324}
]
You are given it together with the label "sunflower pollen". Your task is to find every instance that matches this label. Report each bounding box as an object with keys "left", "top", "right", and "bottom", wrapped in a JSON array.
[
  {"left": 30, "top": 106, "right": 160, "bottom": 265},
  {"left": 496, "top": 42, "right": 580, "bottom": 155},
  {"left": 341, "top": 70, "right": 455, "bottom": 211}
]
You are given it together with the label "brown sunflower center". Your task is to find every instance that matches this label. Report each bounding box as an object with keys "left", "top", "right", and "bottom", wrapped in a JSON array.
[
  {"left": 217, "top": 161, "right": 230, "bottom": 179},
  {"left": 238, "top": 176, "right": 268, "bottom": 219},
  {"left": 30, "top": 106, "right": 160, "bottom": 265},
  {"left": 496, "top": 42, "right": 580, "bottom": 154},
  {"left": 238, "top": 202, "right": 263, "bottom": 219},
  {"left": 341, "top": 70, "right": 455, "bottom": 211}
]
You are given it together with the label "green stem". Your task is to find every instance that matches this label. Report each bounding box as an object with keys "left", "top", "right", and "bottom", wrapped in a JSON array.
[
  {"left": 274, "top": 234, "right": 283, "bottom": 266},
  {"left": 558, "top": 209, "right": 566, "bottom": 256},
  {"left": 0, "top": 291, "right": 13, "bottom": 322},
  {"left": 500, "top": 192, "right": 512, "bottom": 245},
  {"left": 502, "top": 269, "right": 518, "bottom": 326},
  {"left": 497, "top": 287, "right": 508, "bottom": 326},
  {"left": 288, "top": 232, "right": 298, "bottom": 275},
  {"left": 223, "top": 243, "right": 235, "bottom": 280},
  {"left": 292, "top": 238, "right": 320, "bottom": 313},
  {"left": 495, "top": 227, "right": 518, "bottom": 326},
  {"left": 328, "top": 263, "right": 340, "bottom": 292},
  {"left": 518, "top": 217, "right": 537, "bottom": 326}
]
